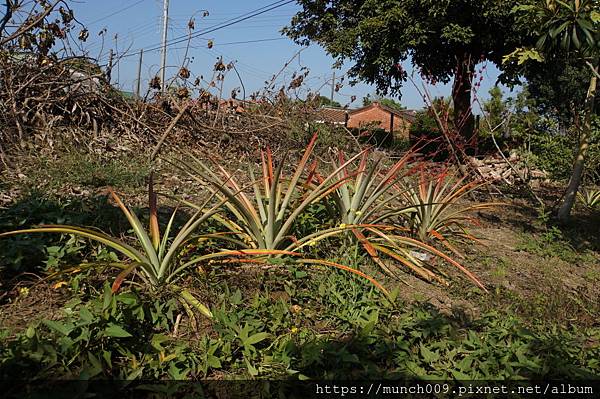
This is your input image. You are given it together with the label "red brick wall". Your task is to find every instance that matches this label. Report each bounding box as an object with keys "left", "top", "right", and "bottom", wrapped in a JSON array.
[{"left": 347, "top": 104, "right": 411, "bottom": 138}]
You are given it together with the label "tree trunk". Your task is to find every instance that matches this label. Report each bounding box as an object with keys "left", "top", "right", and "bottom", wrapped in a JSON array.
[
  {"left": 557, "top": 60, "right": 598, "bottom": 222},
  {"left": 452, "top": 53, "right": 476, "bottom": 154}
]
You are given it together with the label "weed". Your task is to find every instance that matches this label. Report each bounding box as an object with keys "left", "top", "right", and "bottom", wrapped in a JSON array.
[
  {"left": 0, "top": 195, "right": 126, "bottom": 277},
  {"left": 0, "top": 284, "right": 204, "bottom": 381},
  {"left": 517, "top": 226, "right": 594, "bottom": 263},
  {"left": 172, "top": 134, "right": 391, "bottom": 296},
  {"left": 2, "top": 267, "right": 600, "bottom": 385},
  {"left": 22, "top": 150, "right": 150, "bottom": 192}
]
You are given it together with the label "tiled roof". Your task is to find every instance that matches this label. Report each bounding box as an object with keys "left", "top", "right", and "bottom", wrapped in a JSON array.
[
  {"left": 349, "top": 102, "right": 416, "bottom": 122},
  {"left": 315, "top": 107, "right": 348, "bottom": 123}
]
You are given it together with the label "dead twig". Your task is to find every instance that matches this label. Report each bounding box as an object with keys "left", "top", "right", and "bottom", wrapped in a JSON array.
[
  {"left": 0, "top": 0, "right": 62, "bottom": 46},
  {"left": 150, "top": 103, "right": 189, "bottom": 161}
]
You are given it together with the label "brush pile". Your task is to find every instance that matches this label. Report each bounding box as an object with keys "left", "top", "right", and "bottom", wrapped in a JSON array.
[{"left": 469, "top": 153, "right": 549, "bottom": 186}]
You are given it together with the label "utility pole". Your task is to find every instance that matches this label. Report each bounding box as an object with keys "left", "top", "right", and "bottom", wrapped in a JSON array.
[
  {"left": 160, "top": 0, "right": 169, "bottom": 93},
  {"left": 135, "top": 48, "right": 144, "bottom": 99},
  {"left": 330, "top": 71, "right": 336, "bottom": 104},
  {"left": 106, "top": 49, "right": 114, "bottom": 84},
  {"left": 114, "top": 34, "right": 119, "bottom": 88}
]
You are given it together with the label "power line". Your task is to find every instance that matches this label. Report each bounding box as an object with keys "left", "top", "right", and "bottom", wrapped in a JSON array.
[
  {"left": 214, "top": 37, "right": 286, "bottom": 46},
  {"left": 94, "top": 1, "right": 297, "bottom": 88},
  {"left": 152, "top": 0, "right": 293, "bottom": 52},
  {"left": 87, "top": 0, "right": 146, "bottom": 26},
  {"left": 194, "top": 47, "right": 274, "bottom": 79},
  {"left": 145, "top": 37, "right": 287, "bottom": 53},
  {"left": 118, "top": 0, "right": 294, "bottom": 59},
  {"left": 85, "top": 21, "right": 159, "bottom": 54}
]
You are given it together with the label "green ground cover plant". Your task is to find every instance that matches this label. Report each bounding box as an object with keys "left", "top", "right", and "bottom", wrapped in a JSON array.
[{"left": 1, "top": 268, "right": 598, "bottom": 385}]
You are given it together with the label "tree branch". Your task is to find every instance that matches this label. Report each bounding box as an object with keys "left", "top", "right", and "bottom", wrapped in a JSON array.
[
  {"left": 585, "top": 60, "right": 600, "bottom": 80},
  {"left": 0, "top": 0, "right": 61, "bottom": 47},
  {"left": 0, "top": 0, "right": 12, "bottom": 38}
]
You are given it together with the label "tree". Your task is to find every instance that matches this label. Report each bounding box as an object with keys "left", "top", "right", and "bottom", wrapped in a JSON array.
[
  {"left": 0, "top": 1, "right": 12, "bottom": 38},
  {"left": 524, "top": 56, "right": 600, "bottom": 124},
  {"left": 507, "top": 0, "right": 599, "bottom": 222},
  {"left": 478, "top": 86, "right": 512, "bottom": 153},
  {"left": 316, "top": 95, "right": 342, "bottom": 108},
  {"left": 362, "top": 93, "right": 406, "bottom": 111},
  {"left": 284, "top": 0, "right": 531, "bottom": 151},
  {"left": 409, "top": 97, "right": 453, "bottom": 158},
  {"left": 483, "top": 87, "right": 508, "bottom": 133}
]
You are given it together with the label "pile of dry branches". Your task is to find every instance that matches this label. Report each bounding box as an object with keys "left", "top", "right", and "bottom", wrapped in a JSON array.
[
  {"left": 0, "top": 1, "right": 328, "bottom": 168},
  {"left": 469, "top": 153, "right": 549, "bottom": 187}
]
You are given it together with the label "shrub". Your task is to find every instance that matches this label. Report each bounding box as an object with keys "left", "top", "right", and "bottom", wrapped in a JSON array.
[
  {"left": 398, "top": 171, "right": 497, "bottom": 253},
  {"left": 0, "top": 178, "right": 245, "bottom": 318},
  {"left": 578, "top": 188, "right": 600, "bottom": 209},
  {"left": 409, "top": 109, "right": 447, "bottom": 159},
  {"left": 0, "top": 284, "right": 204, "bottom": 380},
  {"left": 170, "top": 134, "right": 390, "bottom": 297},
  {"left": 323, "top": 150, "right": 487, "bottom": 290}
]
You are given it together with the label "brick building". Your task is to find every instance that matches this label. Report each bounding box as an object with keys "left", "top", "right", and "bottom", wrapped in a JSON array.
[{"left": 347, "top": 102, "right": 416, "bottom": 139}]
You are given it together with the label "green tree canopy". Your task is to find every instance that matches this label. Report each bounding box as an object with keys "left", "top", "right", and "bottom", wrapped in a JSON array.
[
  {"left": 362, "top": 94, "right": 406, "bottom": 111},
  {"left": 520, "top": 56, "right": 600, "bottom": 124},
  {"left": 504, "top": 0, "right": 599, "bottom": 221},
  {"left": 316, "top": 95, "right": 342, "bottom": 108},
  {"left": 284, "top": 0, "right": 532, "bottom": 145}
]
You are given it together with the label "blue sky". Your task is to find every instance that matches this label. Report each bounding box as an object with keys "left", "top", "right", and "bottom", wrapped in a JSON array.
[{"left": 68, "top": 0, "right": 516, "bottom": 110}]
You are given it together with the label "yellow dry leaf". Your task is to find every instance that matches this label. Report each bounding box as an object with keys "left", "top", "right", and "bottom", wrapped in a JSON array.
[{"left": 52, "top": 281, "right": 68, "bottom": 289}]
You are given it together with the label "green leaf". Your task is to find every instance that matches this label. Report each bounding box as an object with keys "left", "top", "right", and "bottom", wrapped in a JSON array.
[
  {"left": 591, "top": 11, "right": 600, "bottom": 23},
  {"left": 576, "top": 18, "right": 594, "bottom": 32},
  {"left": 102, "top": 283, "right": 112, "bottom": 312},
  {"left": 168, "top": 362, "right": 189, "bottom": 379},
  {"left": 151, "top": 334, "right": 170, "bottom": 351},
  {"left": 104, "top": 323, "right": 133, "bottom": 338},
  {"left": 561, "top": 30, "right": 570, "bottom": 49},
  {"left": 536, "top": 34, "right": 548, "bottom": 50},
  {"left": 572, "top": 26, "right": 581, "bottom": 49},
  {"left": 102, "top": 350, "right": 112, "bottom": 368},
  {"left": 126, "top": 367, "right": 144, "bottom": 380},
  {"left": 452, "top": 370, "right": 473, "bottom": 380},
  {"left": 244, "top": 332, "right": 271, "bottom": 346},
  {"left": 550, "top": 21, "right": 571, "bottom": 39},
  {"left": 511, "top": 4, "right": 534, "bottom": 13},
  {"left": 25, "top": 326, "right": 36, "bottom": 339},
  {"left": 294, "top": 270, "right": 308, "bottom": 278},
  {"left": 420, "top": 345, "right": 440, "bottom": 363},
  {"left": 245, "top": 358, "right": 259, "bottom": 376},
  {"left": 266, "top": 257, "right": 286, "bottom": 265},
  {"left": 79, "top": 307, "right": 94, "bottom": 323},
  {"left": 207, "top": 355, "right": 222, "bottom": 369},
  {"left": 116, "top": 292, "right": 139, "bottom": 306},
  {"left": 0, "top": 225, "right": 148, "bottom": 265},
  {"left": 457, "top": 356, "right": 473, "bottom": 371},
  {"left": 179, "top": 289, "right": 213, "bottom": 319},
  {"left": 86, "top": 352, "right": 103, "bottom": 378},
  {"left": 43, "top": 320, "right": 72, "bottom": 336}
]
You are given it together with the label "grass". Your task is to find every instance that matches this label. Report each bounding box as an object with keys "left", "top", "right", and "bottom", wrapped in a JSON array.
[
  {"left": 14, "top": 148, "right": 150, "bottom": 194},
  {"left": 517, "top": 226, "right": 597, "bottom": 264}
]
